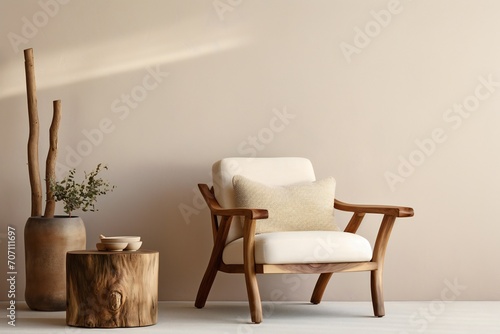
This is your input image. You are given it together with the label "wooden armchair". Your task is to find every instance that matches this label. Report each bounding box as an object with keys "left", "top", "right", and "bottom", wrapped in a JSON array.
[{"left": 194, "top": 157, "right": 413, "bottom": 323}]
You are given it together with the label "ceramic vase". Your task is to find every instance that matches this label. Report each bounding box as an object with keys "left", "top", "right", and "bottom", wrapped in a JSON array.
[{"left": 24, "top": 216, "right": 86, "bottom": 311}]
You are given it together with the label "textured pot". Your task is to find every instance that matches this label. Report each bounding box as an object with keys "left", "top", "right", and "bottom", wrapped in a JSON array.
[{"left": 24, "top": 216, "right": 86, "bottom": 311}]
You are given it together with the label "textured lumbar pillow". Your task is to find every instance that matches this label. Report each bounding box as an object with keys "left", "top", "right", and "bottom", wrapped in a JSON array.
[{"left": 232, "top": 175, "right": 339, "bottom": 234}]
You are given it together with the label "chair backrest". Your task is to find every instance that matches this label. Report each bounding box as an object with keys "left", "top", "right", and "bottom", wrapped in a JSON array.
[{"left": 212, "top": 157, "right": 316, "bottom": 243}]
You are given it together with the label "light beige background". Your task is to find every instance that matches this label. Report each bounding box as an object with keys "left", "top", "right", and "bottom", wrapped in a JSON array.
[{"left": 1, "top": 0, "right": 499, "bottom": 303}]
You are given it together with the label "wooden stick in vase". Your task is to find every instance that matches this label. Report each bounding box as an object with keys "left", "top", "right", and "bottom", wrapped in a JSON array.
[
  {"left": 44, "top": 100, "right": 61, "bottom": 218},
  {"left": 24, "top": 48, "right": 42, "bottom": 217}
]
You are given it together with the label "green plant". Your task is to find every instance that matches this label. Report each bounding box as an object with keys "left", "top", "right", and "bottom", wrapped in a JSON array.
[{"left": 50, "top": 163, "right": 115, "bottom": 217}]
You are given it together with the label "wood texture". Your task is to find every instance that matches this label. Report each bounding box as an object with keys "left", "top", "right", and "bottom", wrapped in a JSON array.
[
  {"left": 43, "top": 100, "right": 61, "bottom": 218},
  {"left": 370, "top": 214, "right": 396, "bottom": 317},
  {"left": 195, "top": 216, "right": 232, "bottom": 309},
  {"left": 66, "top": 250, "right": 158, "bottom": 328},
  {"left": 259, "top": 262, "right": 378, "bottom": 274},
  {"left": 24, "top": 48, "right": 42, "bottom": 217},
  {"left": 334, "top": 199, "right": 414, "bottom": 217},
  {"left": 243, "top": 217, "right": 261, "bottom": 323},
  {"left": 310, "top": 272, "right": 333, "bottom": 304}
]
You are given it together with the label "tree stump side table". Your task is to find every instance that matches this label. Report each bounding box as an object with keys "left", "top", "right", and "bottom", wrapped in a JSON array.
[{"left": 66, "top": 249, "right": 159, "bottom": 328}]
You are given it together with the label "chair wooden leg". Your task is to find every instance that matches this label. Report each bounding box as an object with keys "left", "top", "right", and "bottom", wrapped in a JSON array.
[
  {"left": 370, "top": 214, "right": 395, "bottom": 317},
  {"left": 370, "top": 269, "right": 385, "bottom": 317},
  {"left": 195, "top": 264, "right": 219, "bottom": 309},
  {"left": 194, "top": 215, "right": 232, "bottom": 310},
  {"left": 242, "top": 218, "right": 262, "bottom": 323},
  {"left": 244, "top": 269, "right": 262, "bottom": 324},
  {"left": 310, "top": 273, "right": 333, "bottom": 304}
]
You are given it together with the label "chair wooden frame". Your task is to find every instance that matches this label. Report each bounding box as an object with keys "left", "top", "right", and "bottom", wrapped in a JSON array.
[{"left": 194, "top": 183, "right": 414, "bottom": 323}]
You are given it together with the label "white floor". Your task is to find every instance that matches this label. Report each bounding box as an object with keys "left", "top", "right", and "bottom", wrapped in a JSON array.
[{"left": 1, "top": 301, "right": 499, "bottom": 333}]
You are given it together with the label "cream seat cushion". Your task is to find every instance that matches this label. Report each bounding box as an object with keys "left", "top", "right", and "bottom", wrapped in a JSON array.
[{"left": 223, "top": 231, "right": 373, "bottom": 265}]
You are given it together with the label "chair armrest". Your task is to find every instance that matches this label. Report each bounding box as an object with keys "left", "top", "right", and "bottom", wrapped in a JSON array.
[
  {"left": 334, "top": 199, "right": 413, "bottom": 267},
  {"left": 334, "top": 199, "right": 414, "bottom": 218},
  {"left": 215, "top": 207, "right": 269, "bottom": 220},
  {"left": 198, "top": 184, "right": 268, "bottom": 220}
]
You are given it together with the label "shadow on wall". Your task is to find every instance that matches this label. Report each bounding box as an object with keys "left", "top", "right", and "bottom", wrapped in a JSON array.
[{"left": 1, "top": 11, "right": 249, "bottom": 101}]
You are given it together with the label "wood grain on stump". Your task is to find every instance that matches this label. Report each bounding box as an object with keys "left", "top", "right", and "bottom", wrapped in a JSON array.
[{"left": 66, "top": 250, "right": 158, "bottom": 328}]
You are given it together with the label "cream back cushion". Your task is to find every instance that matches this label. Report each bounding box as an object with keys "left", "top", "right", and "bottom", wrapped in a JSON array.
[
  {"left": 212, "top": 157, "right": 318, "bottom": 242},
  {"left": 233, "top": 175, "right": 339, "bottom": 234}
]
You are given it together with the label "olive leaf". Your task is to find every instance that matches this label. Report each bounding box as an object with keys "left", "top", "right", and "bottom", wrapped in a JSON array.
[{"left": 50, "top": 163, "right": 115, "bottom": 217}]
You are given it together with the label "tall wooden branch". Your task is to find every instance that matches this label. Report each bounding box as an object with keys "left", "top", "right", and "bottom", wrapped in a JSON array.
[
  {"left": 24, "top": 48, "right": 42, "bottom": 217},
  {"left": 44, "top": 100, "right": 61, "bottom": 218}
]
